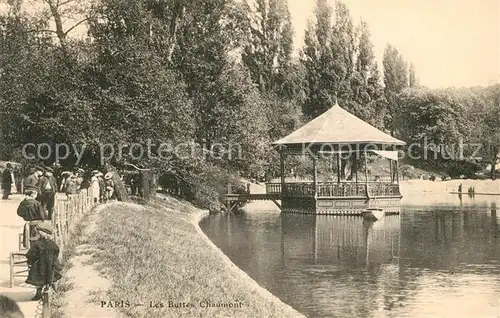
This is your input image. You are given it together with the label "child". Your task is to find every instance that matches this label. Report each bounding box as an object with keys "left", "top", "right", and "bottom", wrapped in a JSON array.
[
  {"left": 25, "top": 222, "right": 62, "bottom": 301},
  {"left": 17, "top": 186, "right": 48, "bottom": 248}
]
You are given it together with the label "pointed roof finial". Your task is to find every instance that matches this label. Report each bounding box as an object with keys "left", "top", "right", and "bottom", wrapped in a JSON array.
[{"left": 333, "top": 92, "right": 339, "bottom": 107}]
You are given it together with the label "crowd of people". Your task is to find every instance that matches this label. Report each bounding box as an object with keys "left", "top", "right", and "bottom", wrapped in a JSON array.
[
  {"left": 6, "top": 164, "right": 122, "bottom": 303},
  {"left": 0, "top": 162, "right": 147, "bottom": 306}
]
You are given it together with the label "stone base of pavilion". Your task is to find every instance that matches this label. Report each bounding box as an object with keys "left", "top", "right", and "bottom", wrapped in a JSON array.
[{"left": 279, "top": 196, "right": 401, "bottom": 215}]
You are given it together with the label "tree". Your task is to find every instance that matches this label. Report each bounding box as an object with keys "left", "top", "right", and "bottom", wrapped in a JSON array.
[
  {"left": 351, "top": 20, "right": 384, "bottom": 127},
  {"left": 382, "top": 44, "right": 409, "bottom": 135},
  {"left": 409, "top": 63, "right": 419, "bottom": 87},
  {"left": 301, "top": 0, "right": 336, "bottom": 118},
  {"left": 241, "top": 0, "right": 294, "bottom": 94}
]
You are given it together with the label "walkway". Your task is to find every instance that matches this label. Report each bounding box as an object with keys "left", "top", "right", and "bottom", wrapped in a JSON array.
[
  {"left": 0, "top": 193, "right": 38, "bottom": 317},
  {"left": 0, "top": 193, "right": 66, "bottom": 317}
]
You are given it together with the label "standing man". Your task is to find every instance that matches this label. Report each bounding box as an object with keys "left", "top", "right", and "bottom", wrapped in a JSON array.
[
  {"left": 39, "top": 167, "right": 57, "bottom": 221},
  {"left": 2, "top": 163, "right": 13, "bottom": 200}
]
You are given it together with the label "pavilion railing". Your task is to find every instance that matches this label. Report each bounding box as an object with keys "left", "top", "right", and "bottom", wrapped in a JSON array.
[
  {"left": 282, "top": 183, "right": 316, "bottom": 197},
  {"left": 317, "top": 182, "right": 367, "bottom": 197},
  {"left": 266, "top": 183, "right": 281, "bottom": 194},
  {"left": 266, "top": 181, "right": 401, "bottom": 198},
  {"left": 368, "top": 183, "right": 400, "bottom": 196}
]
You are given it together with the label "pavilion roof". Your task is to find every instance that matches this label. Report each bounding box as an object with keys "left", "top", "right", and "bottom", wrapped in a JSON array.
[{"left": 273, "top": 103, "right": 406, "bottom": 146}]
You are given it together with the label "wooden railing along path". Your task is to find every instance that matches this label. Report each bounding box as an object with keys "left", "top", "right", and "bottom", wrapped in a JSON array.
[{"left": 10, "top": 190, "right": 98, "bottom": 317}]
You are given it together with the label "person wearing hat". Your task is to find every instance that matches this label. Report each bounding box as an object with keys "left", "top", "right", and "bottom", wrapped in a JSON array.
[
  {"left": 104, "top": 172, "right": 115, "bottom": 201},
  {"left": 17, "top": 185, "right": 48, "bottom": 248},
  {"left": 59, "top": 171, "right": 71, "bottom": 192},
  {"left": 25, "top": 222, "right": 62, "bottom": 301},
  {"left": 74, "top": 168, "right": 85, "bottom": 193},
  {"left": 64, "top": 173, "right": 79, "bottom": 199},
  {"left": 96, "top": 172, "right": 106, "bottom": 203},
  {"left": 24, "top": 167, "right": 42, "bottom": 200},
  {"left": 2, "top": 163, "right": 13, "bottom": 200},
  {"left": 90, "top": 170, "right": 100, "bottom": 204},
  {"left": 39, "top": 167, "right": 57, "bottom": 220}
]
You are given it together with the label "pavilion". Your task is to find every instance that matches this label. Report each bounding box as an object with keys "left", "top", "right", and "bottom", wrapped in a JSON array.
[{"left": 266, "top": 103, "right": 406, "bottom": 215}]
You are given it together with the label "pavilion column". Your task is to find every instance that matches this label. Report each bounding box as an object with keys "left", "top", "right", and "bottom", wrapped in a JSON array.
[
  {"left": 336, "top": 153, "right": 341, "bottom": 183},
  {"left": 313, "top": 154, "right": 318, "bottom": 196},
  {"left": 395, "top": 160, "right": 400, "bottom": 184},
  {"left": 389, "top": 159, "right": 393, "bottom": 183},
  {"left": 364, "top": 151, "right": 370, "bottom": 198},
  {"left": 280, "top": 150, "right": 285, "bottom": 195}
]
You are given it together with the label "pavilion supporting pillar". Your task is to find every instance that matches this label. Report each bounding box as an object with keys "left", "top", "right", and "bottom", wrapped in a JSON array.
[
  {"left": 395, "top": 160, "right": 400, "bottom": 184},
  {"left": 312, "top": 154, "right": 318, "bottom": 196},
  {"left": 364, "top": 151, "right": 370, "bottom": 198},
  {"left": 280, "top": 150, "right": 285, "bottom": 195},
  {"left": 336, "top": 153, "right": 341, "bottom": 184},
  {"left": 389, "top": 159, "right": 394, "bottom": 183}
]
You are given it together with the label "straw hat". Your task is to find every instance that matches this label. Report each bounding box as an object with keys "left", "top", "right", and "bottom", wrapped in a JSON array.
[
  {"left": 105, "top": 172, "right": 113, "bottom": 180},
  {"left": 92, "top": 170, "right": 99, "bottom": 175},
  {"left": 96, "top": 172, "right": 104, "bottom": 177},
  {"left": 61, "top": 171, "right": 71, "bottom": 176}
]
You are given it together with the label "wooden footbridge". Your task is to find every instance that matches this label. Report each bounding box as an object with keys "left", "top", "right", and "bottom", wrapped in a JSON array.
[{"left": 222, "top": 192, "right": 281, "bottom": 212}]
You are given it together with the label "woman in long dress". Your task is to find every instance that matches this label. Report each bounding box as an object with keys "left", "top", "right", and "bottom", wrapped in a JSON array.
[{"left": 90, "top": 170, "right": 100, "bottom": 203}]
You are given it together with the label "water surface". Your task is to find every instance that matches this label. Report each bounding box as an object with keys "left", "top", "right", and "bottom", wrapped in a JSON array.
[{"left": 200, "top": 194, "right": 500, "bottom": 318}]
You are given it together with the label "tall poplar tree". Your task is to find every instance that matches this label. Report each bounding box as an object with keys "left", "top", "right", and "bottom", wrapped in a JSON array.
[{"left": 382, "top": 44, "right": 409, "bottom": 135}]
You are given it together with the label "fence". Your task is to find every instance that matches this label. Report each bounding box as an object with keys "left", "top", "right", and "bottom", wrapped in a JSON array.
[
  {"left": 53, "top": 190, "right": 99, "bottom": 258},
  {"left": 10, "top": 190, "right": 98, "bottom": 318}
]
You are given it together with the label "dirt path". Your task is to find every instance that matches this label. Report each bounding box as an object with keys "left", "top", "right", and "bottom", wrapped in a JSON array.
[
  {"left": 0, "top": 194, "right": 38, "bottom": 317},
  {"left": 56, "top": 203, "right": 123, "bottom": 318}
]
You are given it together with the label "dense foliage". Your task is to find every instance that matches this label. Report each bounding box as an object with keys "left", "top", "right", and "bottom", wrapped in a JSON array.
[{"left": 0, "top": 0, "right": 498, "bottom": 210}]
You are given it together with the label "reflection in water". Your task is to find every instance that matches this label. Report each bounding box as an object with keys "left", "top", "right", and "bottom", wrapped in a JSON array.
[{"left": 200, "top": 200, "right": 500, "bottom": 318}]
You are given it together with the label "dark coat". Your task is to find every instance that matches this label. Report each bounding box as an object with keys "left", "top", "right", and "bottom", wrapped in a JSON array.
[
  {"left": 25, "top": 174, "right": 40, "bottom": 192},
  {"left": 17, "top": 198, "right": 47, "bottom": 221},
  {"left": 39, "top": 175, "right": 57, "bottom": 194},
  {"left": 2, "top": 168, "right": 12, "bottom": 185},
  {"left": 25, "top": 238, "right": 62, "bottom": 287}
]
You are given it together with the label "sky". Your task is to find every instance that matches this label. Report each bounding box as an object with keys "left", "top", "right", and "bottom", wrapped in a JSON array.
[
  {"left": 288, "top": 0, "right": 500, "bottom": 88},
  {"left": 1, "top": 0, "right": 498, "bottom": 88}
]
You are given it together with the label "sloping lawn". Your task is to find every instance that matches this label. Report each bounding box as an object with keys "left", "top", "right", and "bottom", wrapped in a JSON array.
[{"left": 88, "top": 198, "right": 303, "bottom": 318}]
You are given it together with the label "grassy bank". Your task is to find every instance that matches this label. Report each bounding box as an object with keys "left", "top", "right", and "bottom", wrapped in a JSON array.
[{"left": 84, "top": 197, "right": 302, "bottom": 318}]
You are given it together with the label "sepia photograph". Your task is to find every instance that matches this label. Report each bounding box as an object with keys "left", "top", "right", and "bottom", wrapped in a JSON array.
[{"left": 0, "top": 0, "right": 499, "bottom": 317}]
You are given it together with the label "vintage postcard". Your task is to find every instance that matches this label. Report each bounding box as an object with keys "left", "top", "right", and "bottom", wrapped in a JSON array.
[{"left": 0, "top": 0, "right": 499, "bottom": 317}]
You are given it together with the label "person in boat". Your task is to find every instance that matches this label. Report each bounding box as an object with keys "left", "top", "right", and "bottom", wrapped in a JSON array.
[
  {"left": 25, "top": 222, "right": 62, "bottom": 301},
  {"left": 17, "top": 186, "right": 48, "bottom": 248}
]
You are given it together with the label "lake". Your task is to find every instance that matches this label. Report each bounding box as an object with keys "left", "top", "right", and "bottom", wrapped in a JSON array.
[{"left": 200, "top": 194, "right": 500, "bottom": 318}]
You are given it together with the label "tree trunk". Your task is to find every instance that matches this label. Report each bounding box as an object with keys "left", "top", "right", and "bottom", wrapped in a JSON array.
[
  {"left": 47, "top": 0, "right": 68, "bottom": 53},
  {"left": 491, "top": 146, "right": 498, "bottom": 180}
]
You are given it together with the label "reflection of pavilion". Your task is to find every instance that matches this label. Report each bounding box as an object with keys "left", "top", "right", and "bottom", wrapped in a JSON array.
[{"left": 280, "top": 214, "right": 401, "bottom": 267}]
